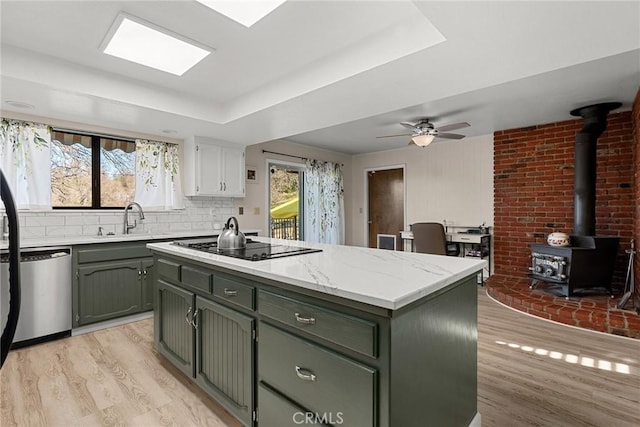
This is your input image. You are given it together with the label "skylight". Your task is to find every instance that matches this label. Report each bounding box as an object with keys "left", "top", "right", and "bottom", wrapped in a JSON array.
[
  {"left": 101, "top": 14, "right": 211, "bottom": 76},
  {"left": 196, "top": 0, "right": 286, "bottom": 27}
]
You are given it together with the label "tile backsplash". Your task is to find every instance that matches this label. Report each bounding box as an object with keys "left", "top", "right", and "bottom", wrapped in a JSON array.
[{"left": 14, "top": 197, "right": 235, "bottom": 239}]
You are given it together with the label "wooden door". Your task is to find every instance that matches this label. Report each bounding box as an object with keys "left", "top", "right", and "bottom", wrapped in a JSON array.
[{"left": 368, "top": 168, "right": 404, "bottom": 250}]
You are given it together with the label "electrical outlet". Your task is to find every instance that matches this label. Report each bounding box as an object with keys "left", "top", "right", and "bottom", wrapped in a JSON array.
[
  {"left": 239, "top": 207, "right": 244, "bottom": 215},
  {"left": 254, "top": 207, "right": 260, "bottom": 215}
]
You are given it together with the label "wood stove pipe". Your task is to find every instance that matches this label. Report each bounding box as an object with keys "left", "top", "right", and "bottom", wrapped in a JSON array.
[{"left": 569, "top": 102, "right": 621, "bottom": 236}]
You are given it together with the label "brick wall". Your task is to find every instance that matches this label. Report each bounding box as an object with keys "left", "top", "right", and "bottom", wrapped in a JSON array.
[
  {"left": 493, "top": 109, "right": 635, "bottom": 290},
  {"left": 633, "top": 90, "right": 640, "bottom": 307}
]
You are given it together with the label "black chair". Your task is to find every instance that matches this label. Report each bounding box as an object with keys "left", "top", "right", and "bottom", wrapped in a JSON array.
[{"left": 411, "top": 222, "right": 459, "bottom": 256}]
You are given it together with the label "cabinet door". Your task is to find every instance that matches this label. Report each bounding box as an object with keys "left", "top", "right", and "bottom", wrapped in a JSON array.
[
  {"left": 77, "top": 260, "right": 141, "bottom": 325},
  {"left": 196, "top": 143, "right": 223, "bottom": 195},
  {"left": 141, "top": 258, "right": 155, "bottom": 311},
  {"left": 221, "top": 146, "right": 245, "bottom": 197},
  {"left": 155, "top": 280, "right": 195, "bottom": 378},
  {"left": 195, "top": 296, "right": 254, "bottom": 426}
]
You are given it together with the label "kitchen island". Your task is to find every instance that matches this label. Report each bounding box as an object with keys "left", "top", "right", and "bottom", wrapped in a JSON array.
[{"left": 147, "top": 238, "right": 485, "bottom": 427}]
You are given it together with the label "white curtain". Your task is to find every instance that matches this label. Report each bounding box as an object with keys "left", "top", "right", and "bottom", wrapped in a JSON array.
[
  {"left": 134, "top": 139, "right": 184, "bottom": 210},
  {"left": 0, "top": 118, "right": 52, "bottom": 209},
  {"left": 304, "top": 160, "right": 344, "bottom": 245}
]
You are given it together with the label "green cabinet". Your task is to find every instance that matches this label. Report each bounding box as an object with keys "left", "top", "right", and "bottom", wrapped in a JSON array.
[
  {"left": 195, "top": 297, "right": 254, "bottom": 426},
  {"left": 155, "top": 279, "right": 195, "bottom": 377},
  {"left": 73, "top": 241, "right": 156, "bottom": 327},
  {"left": 259, "top": 322, "right": 376, "bottom": 427},
  {"left": 151, "top": 253, "right": 478, "bottom": 427},
  {"left": 141, "top": 258, "right": 155, "bottom": 311},
  {"left": 77, "top": 259, "right": 142, "bottom": 325},
  {"left": 154, "top": 261, "right": 256, "bottom": 425}
]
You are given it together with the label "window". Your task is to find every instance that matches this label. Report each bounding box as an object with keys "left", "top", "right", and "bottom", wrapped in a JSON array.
[{"left": 51, "top": 131, "right": 135, "bottom": 208}]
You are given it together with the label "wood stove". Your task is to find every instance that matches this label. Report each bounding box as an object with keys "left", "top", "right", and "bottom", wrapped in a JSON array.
[{"left": 529, "top": 103, "right": 621, "bottom": 297}]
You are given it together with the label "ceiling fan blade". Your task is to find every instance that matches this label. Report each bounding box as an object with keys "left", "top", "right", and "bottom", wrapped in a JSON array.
[
  {"left": 376, "top": 133, "right": 413, "bottom": 139},
  {"left": 437, "top": 122, "right": 470, "bottom": 132},
  {"left": 437, "top": 132, "right": 466, "bottom": 140},
  {"left": 400, "top": 122, "right": 418, "bottom": 130}
]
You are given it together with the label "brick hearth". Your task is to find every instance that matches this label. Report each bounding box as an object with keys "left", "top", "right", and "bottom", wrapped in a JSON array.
[{"left": 486, "top": 274, "right": 640, "bottom": 339}]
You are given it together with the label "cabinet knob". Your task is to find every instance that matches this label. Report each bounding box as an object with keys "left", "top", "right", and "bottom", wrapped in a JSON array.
[
  {"left": 294, "top": 312, "right": 316, "bottom": 325},
  {"left": 224, "top": 288, "right": 238, "bottom": 297},
  {"left": 295, "top": 365, "right": 317, "bottom": 382}
]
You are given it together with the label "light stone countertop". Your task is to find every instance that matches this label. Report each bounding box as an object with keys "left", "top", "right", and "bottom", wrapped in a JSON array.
[
  {"left": 0, "top": 229, "right": 262, "bottom": 250},
  {"left": 147, "top": 237, "right": 486, "bottom": 310}
]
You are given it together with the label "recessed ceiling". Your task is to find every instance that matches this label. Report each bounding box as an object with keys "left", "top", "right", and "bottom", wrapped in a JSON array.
[{"left": 1, "top": 1, "right": 639, "bottom": 154}]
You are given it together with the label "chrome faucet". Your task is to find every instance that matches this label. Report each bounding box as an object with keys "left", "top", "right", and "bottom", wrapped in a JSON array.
[{"left": 123, "top": 202, "right": 145, "bottom": 234}]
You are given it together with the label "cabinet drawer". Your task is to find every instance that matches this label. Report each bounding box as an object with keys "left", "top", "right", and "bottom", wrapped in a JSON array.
[
  {"left": 213, "top": 273, "right": 255, "bottom": 311},
  {"left": 157, "top": 259, "right": 181, "bottom": 282},
  {"left": 258, "top": 382, "right": 326, "bottom": 426},
  {"left": 259, "top": 323, "right": 376, "bottom": 427},
  {"left": 181, "top": 266, "right": 212, "bottom": 294},
  {"left": 258, "top": 290, "right": 377, "bottom": 357},
  {"left": 76, "top": 243, "right": 151, "bottom": 263}
]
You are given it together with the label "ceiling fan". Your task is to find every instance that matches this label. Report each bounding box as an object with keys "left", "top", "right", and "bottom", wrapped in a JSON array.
[{"left": 376, "top": 119, "right": 470, "bottom": 147}]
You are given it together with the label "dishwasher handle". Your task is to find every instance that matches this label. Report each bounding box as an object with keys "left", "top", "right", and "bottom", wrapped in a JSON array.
[{"left": 1, "top": 248, "right": 71, "bottom": 263}]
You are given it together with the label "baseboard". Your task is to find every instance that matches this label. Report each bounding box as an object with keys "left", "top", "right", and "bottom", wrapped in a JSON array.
[
  {"left": 72, "top": 311, "right": 153, "bottom": 336},
  {"left": 469, "top": 412, "right": 482, "bottom": 427}
]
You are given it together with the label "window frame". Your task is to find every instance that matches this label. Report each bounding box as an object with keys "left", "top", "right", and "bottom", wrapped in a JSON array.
[{"left": 51, "top": 129, "right": 136, "bottom": 210}]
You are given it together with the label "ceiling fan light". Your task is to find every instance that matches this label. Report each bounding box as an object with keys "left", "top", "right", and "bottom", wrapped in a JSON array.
[{"left": 412, "top": 134, "right": 435, "bottom": 147}]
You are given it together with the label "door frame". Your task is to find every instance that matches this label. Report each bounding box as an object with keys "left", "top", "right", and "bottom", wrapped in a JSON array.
[
  {"left": 264, "top": 158, "right": 305, "bottom": 240},
  {"left": 363, "top": 164, "right": 407, "bottom": 248}
]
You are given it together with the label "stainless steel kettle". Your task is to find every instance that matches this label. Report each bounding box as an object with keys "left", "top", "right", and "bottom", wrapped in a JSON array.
[{"left": 217, "top": 217, "right": 246, "bottom": 249}]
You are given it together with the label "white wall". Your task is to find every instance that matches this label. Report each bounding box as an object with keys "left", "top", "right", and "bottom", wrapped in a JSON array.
[{"left": 349, "top": 134, "right": 494, "bottom": 247}]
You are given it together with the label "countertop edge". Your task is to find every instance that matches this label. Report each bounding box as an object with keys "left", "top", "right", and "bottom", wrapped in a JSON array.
[
  {"left": 0, "top": 229, "right": 262, "bottom": 250},
  {"left": 147, "top": 240, "right": 486, "bottom": 310}
]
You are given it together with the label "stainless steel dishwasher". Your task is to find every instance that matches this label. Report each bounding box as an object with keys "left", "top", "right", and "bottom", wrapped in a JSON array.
[{"left": 0, "top": 246, "right": 72, "bottom": 348}]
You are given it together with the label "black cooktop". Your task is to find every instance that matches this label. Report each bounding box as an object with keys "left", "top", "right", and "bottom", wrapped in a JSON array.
[{"left": 172, "top": 238, "right": 322, "bottom": 261}]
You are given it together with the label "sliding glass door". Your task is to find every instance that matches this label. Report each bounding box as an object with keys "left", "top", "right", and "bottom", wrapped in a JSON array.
[{"left": 268, "top": 162, "right": 304, "bottom": 241}]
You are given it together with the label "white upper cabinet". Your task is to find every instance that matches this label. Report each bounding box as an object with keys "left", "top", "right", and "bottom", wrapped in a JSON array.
[{"left": 184, "top": 136, "right": 245, "bottom": 197}]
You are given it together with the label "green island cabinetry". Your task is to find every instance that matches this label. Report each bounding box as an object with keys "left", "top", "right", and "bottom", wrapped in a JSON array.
[
  {"left": 154, "top": 258, "right": 255, "bottom": 425},
  {"left": 151, "top": 251, "right": 478, "bottom": 427}
]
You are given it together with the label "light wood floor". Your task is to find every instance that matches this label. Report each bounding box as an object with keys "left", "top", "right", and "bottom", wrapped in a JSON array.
[
  {"left": 478, "top": 288, "right": 640, "bottom": 426},
  {"left": 1, "top": 289, "right": 639, "bottom": 426}
]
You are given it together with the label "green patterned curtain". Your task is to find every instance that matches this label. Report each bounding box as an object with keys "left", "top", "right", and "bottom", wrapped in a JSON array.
[
  {"left": 0, "top": 118, "right": 52, "bottom": 209},
  {"left": 303, "top": 160, "right": 344, "bottom": 244},
  {"left": 134, "top": 139, "right": 184, "bottom": 210}
]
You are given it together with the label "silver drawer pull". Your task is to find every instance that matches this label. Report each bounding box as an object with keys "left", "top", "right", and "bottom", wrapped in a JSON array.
[
  {"left": 185, "top": 307, "right": 192, "bottom": 326},
  {"left": 224, "top": 288, "right": 238, "bottom": 297},
  {"left": 294, "top": 312, "right": 316, "bottom": 325},
  {"left": 295, "top": 366, "right": 316, "bottom": 382},
  {"left": 192, "top": 310, "right": 198, "bottom": 329}
]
